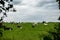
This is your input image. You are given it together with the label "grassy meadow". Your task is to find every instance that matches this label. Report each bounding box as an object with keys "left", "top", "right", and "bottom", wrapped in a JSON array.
[{"left": 0, "top": 22, "right": 59, "bottom": 40}]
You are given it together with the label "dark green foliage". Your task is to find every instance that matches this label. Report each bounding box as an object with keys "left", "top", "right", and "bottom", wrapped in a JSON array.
[
  {"left": 48, "top": 31, "right": 59, "bottom": 40},
  {"left": 55, "top": 23, "right": 60, "bottom": 40},
  {"left": 43, "top": 36, "right": 52, "bottom": 40},
  {"left": 0, "top": 30, "right": 3, "bottom": 37},
  {"left": 57, "top": 23, "right": 60, "bottom": 31},
  {"left": 48, "top": 23, "right": 60, "bottom": 40}
]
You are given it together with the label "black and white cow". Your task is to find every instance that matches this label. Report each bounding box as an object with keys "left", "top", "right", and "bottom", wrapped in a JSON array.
[
  {"left": 3, "top": 26, "right": 13, "bottom": 31},
  {"left": 42, "top": 21, "right": 48, "bottom": 25},
  {"left": 17, "top": 25, "right": 23, "bottom": 29}
]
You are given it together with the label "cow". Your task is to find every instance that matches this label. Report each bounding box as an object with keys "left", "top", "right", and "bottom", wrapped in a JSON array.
[
  {"left": 32, "top": 22, "right": 39, "bottom": 28},
  {"left": 0, "top": 23, "right": 3, "bottom": 28},
  {"left": 42, "top": 21, "right": 46, "bottom": 23},
  {"left": 3, "top": 26, "right": 13, "bottom": 31},
  {"left": 17, "top": 26, "right": 21, "bottom": 28},
  {"left": 33, "top": 22, "right": 38, "bottom": 25},
  {"left": 32, "top": 24, "right": 35, "bottom": 28},
  {"left": 17, "top": 25, "right": 22, "bottom": 29},
  {"left": 42, "top": 21, "right": 48, "bottom": 25}
]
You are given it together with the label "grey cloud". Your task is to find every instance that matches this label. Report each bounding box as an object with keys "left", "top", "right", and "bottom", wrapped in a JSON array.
[
  {"left": 13, "top": 0, "right": 22, "bottom": 5},
  {"left": 13, "top": 1, "right": 20, "bottom": 5},
  {"left": 37, "top": 1, "right": 55, "bottom": 7},
  {"left": 3, "top": 0, "right": 60, "bottom": 22}
]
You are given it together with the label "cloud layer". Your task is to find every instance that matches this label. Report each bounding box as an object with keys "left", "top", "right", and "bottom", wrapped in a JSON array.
[{"left": 3, "top": 0, "right": 60, "bottom": 22}]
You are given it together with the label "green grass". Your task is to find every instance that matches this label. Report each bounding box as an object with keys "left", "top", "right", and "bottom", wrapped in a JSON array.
[{"left": 0, "top": 22, "right": 59, "bottom": 40}]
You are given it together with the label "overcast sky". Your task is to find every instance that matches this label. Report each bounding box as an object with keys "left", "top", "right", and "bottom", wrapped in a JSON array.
[{"left": 3, "top": 0, "right": 60, "bottom": 22}]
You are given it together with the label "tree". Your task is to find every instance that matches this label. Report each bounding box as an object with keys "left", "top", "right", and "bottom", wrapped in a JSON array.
[
  {"left": 58, "top": 16, "right": 60, "bottom": 20},
  {"left": 56, "top": 0, "right": 60, "bottom": 9},
  {"left": 0, "top": 0, "right": 16, "bottom": 37},
  {"left": 48, "top": 23, "right": 60, "bottom": 40}
]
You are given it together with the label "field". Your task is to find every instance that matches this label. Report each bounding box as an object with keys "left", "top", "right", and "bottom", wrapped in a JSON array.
[{"left": 0, "top": 22, "right": 59, "bottom": 40}]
